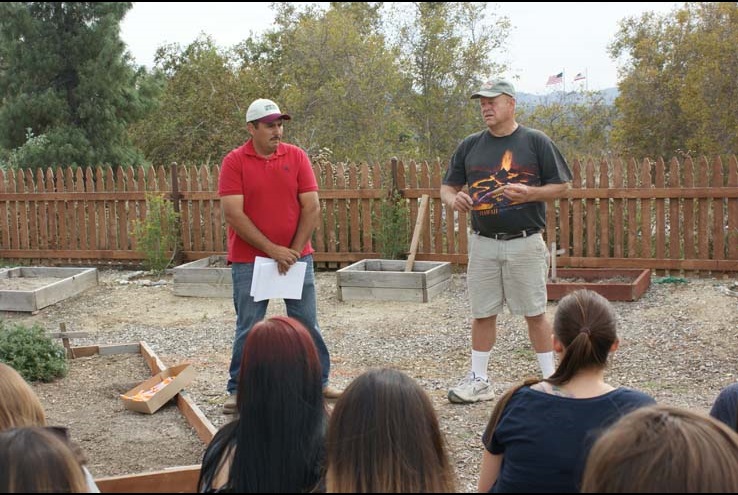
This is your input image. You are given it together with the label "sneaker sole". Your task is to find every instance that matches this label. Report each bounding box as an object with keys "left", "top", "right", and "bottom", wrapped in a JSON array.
[{"left": 447, "top": 389, "right": 495, "bottom": 404}]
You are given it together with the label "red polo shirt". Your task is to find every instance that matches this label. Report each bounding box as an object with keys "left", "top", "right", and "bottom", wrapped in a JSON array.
[{"left": 218, "top": 140, "right": 318, "bottom": 263}]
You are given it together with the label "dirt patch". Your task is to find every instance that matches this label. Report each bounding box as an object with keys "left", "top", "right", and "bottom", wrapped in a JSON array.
[
  {"left": 1, "top": 268, "right": 736, "bottom": 492},
  {"left": 32, "top": 353, "right": 204, "bottom": 477},
  {"left": 0, "top": 277, "right": 62, "bottom": 291}
]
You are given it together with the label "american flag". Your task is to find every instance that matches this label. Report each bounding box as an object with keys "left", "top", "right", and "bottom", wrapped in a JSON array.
[
  {"left": 546, "top": 72, "right": 563, "bottom": 85},
  {"left": 573, "top": 72, "right": 586, "bottom": 81}
]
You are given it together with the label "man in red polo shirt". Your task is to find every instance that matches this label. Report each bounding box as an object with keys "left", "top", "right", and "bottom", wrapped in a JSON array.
[{"left": 218, "top": 98, "right": 340, "bottom": 414}]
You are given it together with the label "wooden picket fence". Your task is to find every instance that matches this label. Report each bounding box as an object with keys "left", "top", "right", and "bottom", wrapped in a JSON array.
[{"left": 0, "top": 156, "right": 736, "bottom": 274}]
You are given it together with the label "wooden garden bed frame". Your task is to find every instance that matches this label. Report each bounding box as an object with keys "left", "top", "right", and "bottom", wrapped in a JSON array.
[{"left": 64, "top": 341, "right": 215, "bottom": 493}]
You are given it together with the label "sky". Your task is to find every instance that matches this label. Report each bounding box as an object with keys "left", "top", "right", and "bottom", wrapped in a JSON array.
[{"left": 120, "top": 2, "right": 681, "bottom": 95}]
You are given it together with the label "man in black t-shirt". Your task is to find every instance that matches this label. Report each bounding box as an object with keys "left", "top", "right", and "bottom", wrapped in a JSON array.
[{"left": 441, "top": 78, "right": 573, "bottom": 404}]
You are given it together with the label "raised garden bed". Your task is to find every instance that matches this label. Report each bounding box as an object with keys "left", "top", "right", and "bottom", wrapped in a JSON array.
[
  {"left": 547, "top": 268, "right": 651, "bottom": 301},
  {"left": 172, "top": 255, "right": 231, "bottom": 298},
  {"left": 336, "top": 259, "right": 452, "bottom": 303},
  {"left": 0, "top": 267, "right": 98, "bottom": 312}
]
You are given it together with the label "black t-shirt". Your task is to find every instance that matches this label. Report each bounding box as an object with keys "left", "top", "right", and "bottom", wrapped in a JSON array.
[{"left": 443, "top": 125, "right": 572, "bottom": 235}]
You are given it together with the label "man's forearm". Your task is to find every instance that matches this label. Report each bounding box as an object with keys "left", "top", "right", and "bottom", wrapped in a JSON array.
[{"left": 290, "top": 206, "right": 319, "bottom": 253}]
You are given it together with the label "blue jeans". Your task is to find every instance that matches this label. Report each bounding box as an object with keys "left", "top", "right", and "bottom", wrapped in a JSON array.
[{"left": 227, "top": 255, "right": 331, "bottom": 394}]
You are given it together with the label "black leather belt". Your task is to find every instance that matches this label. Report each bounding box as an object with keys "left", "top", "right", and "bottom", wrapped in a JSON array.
[{"left": 474, "top": 228, "right": 543, "bottom": 241}]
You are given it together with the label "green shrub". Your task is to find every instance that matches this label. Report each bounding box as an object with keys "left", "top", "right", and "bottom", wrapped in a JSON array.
[
  {"left": 131, "top": 192, "right": 180, "bottom": 274},
  {"left": 0, "top": 321, "right": 68, "bottom": 382},
  {"left": 374, "top": 189, "right": 410, "bottom": 259}
]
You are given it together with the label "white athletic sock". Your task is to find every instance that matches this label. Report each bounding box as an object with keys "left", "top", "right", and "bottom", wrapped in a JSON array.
[
  {"left": 537, "top": 352, "right": 556, "bottom": 379},
  {"left": 471, "top": 350, "right": 491, "bottom": 381}
]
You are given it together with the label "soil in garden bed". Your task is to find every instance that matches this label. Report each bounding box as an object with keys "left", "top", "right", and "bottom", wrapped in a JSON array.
[{"left": 31, "top": 353, "right": 206, "bottom": 478}]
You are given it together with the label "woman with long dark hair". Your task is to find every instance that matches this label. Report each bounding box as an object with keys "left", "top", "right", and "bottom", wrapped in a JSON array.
[
  {"left": 325, "top": 368, "right": 455, "bottom": 493},
  {"left": 198, "top": 316, "right": 327, "bottom": 493}
]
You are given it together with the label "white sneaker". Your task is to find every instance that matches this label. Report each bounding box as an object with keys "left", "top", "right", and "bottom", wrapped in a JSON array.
[{"left": 447, "top": 372, "right": 495, "bottom": 404}]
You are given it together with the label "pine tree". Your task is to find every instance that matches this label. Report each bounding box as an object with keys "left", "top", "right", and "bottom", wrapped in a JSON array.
[{"left": 0, "top": 2, "right": 156, "bottom": 169}]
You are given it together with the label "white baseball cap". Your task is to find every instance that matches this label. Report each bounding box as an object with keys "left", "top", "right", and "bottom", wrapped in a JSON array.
[{"left": 246, "top": 98, "right": 291, "bottom": 123}]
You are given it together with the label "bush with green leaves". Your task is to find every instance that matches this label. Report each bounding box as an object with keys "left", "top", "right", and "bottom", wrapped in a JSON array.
[
  {"left": 131, "top": 192, "right": 180, "bottom": 274},
  {"left": 0, "top": 321, "right": 68, "bottom": 382},
  {"left": 374, "top": 189, "right": 410, "bottom": 259}
]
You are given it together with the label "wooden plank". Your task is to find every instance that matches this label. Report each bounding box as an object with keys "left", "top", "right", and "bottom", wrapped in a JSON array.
[
  {"left": 97, "top": 343, "right": 141, "bottom": 355},
  {"left": 712, "top": 157, "right": 725, "bottom": 262},
  {"left": 372, "top": 163, "right": 383, "bottom": 260},
  {"left": 639, "top": 159, "right": 652, "bottom": 262},
  {"left": 599, "top": 159, "right": 610, "bottom": 258},
  {"left": 95, "top": 167, "right": 106, "bottom": 249},
  {"left": 571, "top": 160, "right": 583, "bottom": 257},
  {"left": 85, "top": 167, "right": 97, "bottom": 251},
  {"left": 116, "top": 168, "right": 127, "bottom": 250},
  {"left": 25, "top": 170, "right": 37, "bottom": 252},
  {"left": 406, "top": 194, "right": 430, "bottom": 272},
  {"left": 0, "top": 249, "right": 144, "bottom": 260},
  {"left": 324, "top": 162, "right": 337, "bottom": 269},
  {"left": 0, "top": 170, "right": 8, "bottom": 251},
  {"left": 668, "top": 158, "right": 681, "bottom": 264},
  {"left": 211, "top": 165, "right": 225, "bottom": 252},
  {"left": 95, "top": 464, "right": 201, "bottom": 493},
  {"left": 729, "top": 156, "right": 738, "bottom": 260},
  {"left": 16, "top": 170, "right": 29, "bottom": 250},
  {"left": 682, "top": 157, "right": 695, "bottom": 276},
  {"left": 655, "top": 158, "right": 666, "bottom": 260},
  {"left": 189, "top": 167, "right": 202, "bottom": 253},
  {"left": 419, "top": 162, "right": 432, "bottom": 254},
  {"left": 360, "top": 163, "right": 372, "bottom": 255},
  {"left": 105, "top": 167, "right": 116, "bottom": 250},
  {"left": 335, "top": 163, "right": 348, "bottom": 261},
  {"left": 140, "top": 341, "right": 167, "bottom": 374},
  {"left": 45, "top": 168, "right": 57, "bottom": 250},
  {"left": 585, "top": 158, "right": 596, "bottom": 257},
  {"left": 176, "top": 392, "right": 217, "bottom": 444},
  {"left": 173, "top": 283, "right": 232, "bottom": 298},
  {"left": 348, "top": 163, "right": 360, "bottom": 254},
  {"left": 75, "top": 168, "right": 87, "bottom": 250},
  {"left": 626, "top": 158, "right": 638, "bottom": 258},
  {"left": 431, "top": 161, "right": 443, "bottom": 255},
  {"left": 200, "top": 166, "right": 213, "bottom": 252},
  {"left": 558, "top": 256, "right": 738, "bottom": 272},
  {"left": 37, "top": 169, "right": 48, "bottom": 250},
  {"left": 177, "top": 165, "right": 192, "bottom": 254},
  {"left": 6, "top": 170, "right": 19, "bottom": 250},
  {"left": 54, "top": 167, "right": 67, "bottom": 251}
]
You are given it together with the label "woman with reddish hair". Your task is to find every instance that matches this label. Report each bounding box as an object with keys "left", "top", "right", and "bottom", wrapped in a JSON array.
[{"left": 198, "top": 316, "right": 326, "bottom": 493}]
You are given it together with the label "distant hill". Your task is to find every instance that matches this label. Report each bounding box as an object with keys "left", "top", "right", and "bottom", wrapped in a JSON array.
[{"left": 516, "top": 87, "right": 619, "bottom": 107}]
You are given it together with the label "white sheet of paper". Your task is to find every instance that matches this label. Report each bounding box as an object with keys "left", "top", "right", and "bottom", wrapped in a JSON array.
[{"left": 249, "top": 256, "right": 307, "bottom": 302}]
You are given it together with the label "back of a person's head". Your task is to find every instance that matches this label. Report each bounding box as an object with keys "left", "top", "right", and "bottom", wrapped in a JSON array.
[
  {"left": 0, "top": 363, "right": 47, "bottom": 430},
  {"left": 549, "top": 289, "right": 617, "bottom": 384},
  {"left": 231, "top": 316, "right": 325, "bottom": 492},
  {"left": 326, "top": 368, "right": 455, "bottom": 493},
  {"left": 581, "top": 404, "right": 738, "bottom": 492},
  {"left": 0, "top": 427, "right": 87, "bottom": 493}
]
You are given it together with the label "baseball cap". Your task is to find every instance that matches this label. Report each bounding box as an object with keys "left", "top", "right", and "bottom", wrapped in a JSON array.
[
  {"left": 246, "top": 98, "right": 291, "bottom": 123},
  {"left": 470, "top": 79, "right": 516, "bottom": 99}
]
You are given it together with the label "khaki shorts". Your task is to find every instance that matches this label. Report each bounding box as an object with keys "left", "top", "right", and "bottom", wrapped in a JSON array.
[{"left": 467, "top": 232, "right": 550, "bottom": 318}]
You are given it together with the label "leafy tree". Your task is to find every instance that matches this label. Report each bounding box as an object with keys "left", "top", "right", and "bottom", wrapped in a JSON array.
[
  {"left": 129, "top": 36, "right": 256, "bottom": 167},
  {"left": 609, "top": 2, "right": 738, "bottom": 158},
  {"left": 390, "top": 2, "right": 511, "bottom": 160},
  {"left": 518, "top": 90, "right": 617, "bottom": 161},
  {"left": 243, "top": 3, "right": 412, "bottom": 163},
  {"left": 0, "top": 2, "right": 155, "bottom": 169}
]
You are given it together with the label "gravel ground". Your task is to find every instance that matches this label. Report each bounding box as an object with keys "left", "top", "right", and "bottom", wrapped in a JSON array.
[{"left": 3, "top": 268, "right": 737, "bottom": 492}]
